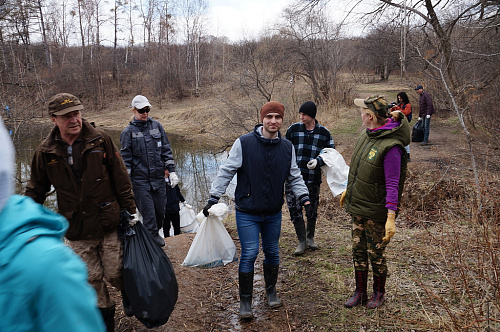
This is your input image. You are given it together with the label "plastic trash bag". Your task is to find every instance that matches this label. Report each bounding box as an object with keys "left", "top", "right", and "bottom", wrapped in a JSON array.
[
  {"left": 179, "top": 203, "right": 199, "bottom": 233},
  {"left": 122, "top": 221, "right": 178, "bottom": 328},
  {"left": 319, "top": 148, "right": 349, "bottom": 196},
  {"left": 182, "top": 203, "right": 237, "bottom": 268},
  {"left": 412, "top": 120, "right": 424, "bottom": 142}
]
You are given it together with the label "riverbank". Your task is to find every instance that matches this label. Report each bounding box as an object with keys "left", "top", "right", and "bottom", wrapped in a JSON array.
[
  {"left": 104, "top": 88, "right": 500, "bottom": 331},
  {"left": 18, "top": 84, "right": 498, "bottom": 331}
]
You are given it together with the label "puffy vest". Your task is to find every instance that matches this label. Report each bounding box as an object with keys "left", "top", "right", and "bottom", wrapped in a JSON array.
[
  {"left": 235, "top": 127, "right": 292, "bottom": 215},
  {"left": 345, "top": 119, "right": 409, "bottom": 222}
]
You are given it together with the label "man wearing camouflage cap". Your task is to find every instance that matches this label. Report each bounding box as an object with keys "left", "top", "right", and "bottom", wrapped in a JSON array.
[
  {"left": 25, "top": 93, "right": 137, "bottom": 331},
  {"left": 340, "top": 95, "right": 409, "bottom": 309}
]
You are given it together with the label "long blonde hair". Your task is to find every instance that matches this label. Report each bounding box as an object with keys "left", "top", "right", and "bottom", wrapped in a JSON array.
[{"left": 365, "top": 109, "right": 388, "bottom": 126}]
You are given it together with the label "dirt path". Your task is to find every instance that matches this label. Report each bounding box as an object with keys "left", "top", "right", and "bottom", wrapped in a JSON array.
[
  {"left": 114, "top": 230, "right": 300, "bottom": 332},
  {"left": 106, "top": 111, "right": 500, "bottom": 332}
]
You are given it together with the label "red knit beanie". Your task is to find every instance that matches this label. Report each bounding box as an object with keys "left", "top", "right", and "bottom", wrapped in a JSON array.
[{"left": 260, "top": 101, "right": 285, "bottom": 122}]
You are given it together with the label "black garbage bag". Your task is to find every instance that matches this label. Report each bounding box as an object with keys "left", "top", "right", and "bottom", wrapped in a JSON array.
[
  {"left": 411, "top": 120, "right": 424, "bottom": 142},
  {"left": 122, "top": 221, "right": 178, "bottom": 328}
]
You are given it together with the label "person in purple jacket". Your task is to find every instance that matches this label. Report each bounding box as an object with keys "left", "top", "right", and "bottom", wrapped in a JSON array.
[
  {"left": 414, "top": 84, "right": 435, "bottom": 145},
  {"left": 340, "top": 95, "right": 410, "bottom": 309}
]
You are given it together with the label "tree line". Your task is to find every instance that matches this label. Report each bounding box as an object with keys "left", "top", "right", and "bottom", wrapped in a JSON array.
[{"left": 0, "top": 0, "right": 498, "bottom": 138}]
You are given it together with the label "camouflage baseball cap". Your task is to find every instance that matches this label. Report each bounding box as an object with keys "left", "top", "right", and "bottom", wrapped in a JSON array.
[
  {"left": 48, "top": 93, "right": 84, "bottom": 116},
  {"left": 354, "top": 94, "right": 389, "bottom": 118}
]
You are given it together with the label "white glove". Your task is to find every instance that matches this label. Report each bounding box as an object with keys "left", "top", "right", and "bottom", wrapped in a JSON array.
[
  {"left": 307, "top": 159, "right": 318, "bottom": 170},
  {"left": 169, "top": 172, "right": 179, "bottom": 188},
  {"left": 426, "top": 114, "right": 430, "bottom": 119},
  {"left": 418, "top": 117, "right": 422, "bottom": 121},
  {"left": 183, "top": 203, "right": 192, "bottom": 209},
  {"left": 129, "top": 213, "right": 139, "bottom": 226}
]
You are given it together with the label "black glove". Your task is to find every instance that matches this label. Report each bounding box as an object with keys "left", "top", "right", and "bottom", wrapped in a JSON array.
[
  {"left": 203, "top": 202, "right": 214, "bottom": 217},
  {"left": 203, "top": 196, "right": 219, "bottom": 217},
  {"left": 304, "top": 203, "right": 314, "bottom": 220}
]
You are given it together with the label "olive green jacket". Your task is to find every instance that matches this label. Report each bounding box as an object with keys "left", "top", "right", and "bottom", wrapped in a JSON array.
[{"left": 344, "top": 117, "right": 410, "bottom": 222}]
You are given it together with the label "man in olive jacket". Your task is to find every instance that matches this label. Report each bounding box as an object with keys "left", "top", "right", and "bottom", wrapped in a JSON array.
[{"left": 25, "top": 93, "right": 136, "bottom": 331}]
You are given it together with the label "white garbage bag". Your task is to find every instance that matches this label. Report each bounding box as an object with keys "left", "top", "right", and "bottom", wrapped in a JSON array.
[
  {"left": 179, "top": 203, "right": 199, "bottom": 233},
  {"left": 319, "top": 148, "right": 349, "bottom": 196},
  {"left": 182, "top": 203, "right": 237, "bottom": 268}
]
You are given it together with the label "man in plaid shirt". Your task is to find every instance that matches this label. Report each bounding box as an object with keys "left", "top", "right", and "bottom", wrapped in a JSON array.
[{"left": 285, "top": 101, "right": 335, "bottom": 255}]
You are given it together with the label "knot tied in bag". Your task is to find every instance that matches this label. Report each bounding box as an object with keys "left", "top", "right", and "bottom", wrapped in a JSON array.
[{"left": 182, "top": 203, "right": 238, "bottom": 268}]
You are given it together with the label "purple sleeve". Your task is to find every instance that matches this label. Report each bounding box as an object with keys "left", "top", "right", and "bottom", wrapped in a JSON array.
[{"left": 384, "top": 146, "right": 403, "bottom": 211}]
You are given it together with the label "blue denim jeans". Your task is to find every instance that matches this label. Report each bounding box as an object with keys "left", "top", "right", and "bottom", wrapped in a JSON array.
[
  {"left": 423, "top": 116, "right": 431, "bottom": 142},
  {"left": 236, "top": 210, "right": 282, "bottom": 273}
]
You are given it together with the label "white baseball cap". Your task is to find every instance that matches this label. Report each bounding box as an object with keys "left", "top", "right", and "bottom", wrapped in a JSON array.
[{"left": 131, "top": 95, "right": 152, "bottom": 109}]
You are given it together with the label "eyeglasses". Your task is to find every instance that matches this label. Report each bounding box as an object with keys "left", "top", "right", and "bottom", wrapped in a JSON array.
[
  {"left": 67, "top": 145, "right": 73, "bottom": 166},
  {"left": 137, "top": 107, "right": 150, "bottom": 114}
]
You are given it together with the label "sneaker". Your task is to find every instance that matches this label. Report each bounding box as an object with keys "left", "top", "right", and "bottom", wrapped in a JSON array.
[{"left": 420, "top": 141, "right": 427, "bottom": 146}]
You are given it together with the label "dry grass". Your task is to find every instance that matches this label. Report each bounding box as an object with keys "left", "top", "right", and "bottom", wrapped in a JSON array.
[{"left": 89, "top": 78, "right": 500, "bottom": 331}]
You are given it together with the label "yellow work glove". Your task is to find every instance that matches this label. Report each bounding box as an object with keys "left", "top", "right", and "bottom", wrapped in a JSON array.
[
  {"left": 339, "top": 190, "right": 346, "bottom": 207},
  {"left": 382, "top": 213, "right": 396, "bottom": 242}
]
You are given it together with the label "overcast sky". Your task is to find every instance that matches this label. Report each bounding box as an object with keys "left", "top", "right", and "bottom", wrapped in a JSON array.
[
  {"left": 207, "top": 0, "right": 290, "bottom": 42},
  {"left": 205, "top": 0, "right": 369, "bottom": 42}
]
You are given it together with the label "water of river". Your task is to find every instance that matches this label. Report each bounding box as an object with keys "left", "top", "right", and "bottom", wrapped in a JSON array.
[{"left": 12, "top": 123, "right": 234, "bottom": 213}]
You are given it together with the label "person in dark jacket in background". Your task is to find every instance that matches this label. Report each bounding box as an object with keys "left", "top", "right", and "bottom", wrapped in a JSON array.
[
  {"left": 414, "top": 85, "right": 435, "bottom": 145},
  {"left": 341, "top": 95, "right": 409, "bottom": 309},
  {"left": 120, "top": 95, "right": 178, "bottom": 247},
  {"left": 202, "top": 101, "right": 312, "bottom": 319},
  {"left": 285, "top": 101, "right": 335, "bottom": 255},
  {"left": 162, "top": 176, "right": 190, "bottom": 236},
  {"left": 0, "top": 117, "right": 105, "bottom": 332},
  {"left": 25, "top": 93, "right": 137, "bottom": 331}
]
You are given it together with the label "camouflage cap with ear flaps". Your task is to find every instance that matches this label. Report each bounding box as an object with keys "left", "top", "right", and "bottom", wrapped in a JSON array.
[{"left": 354, "top": 94, "right": 389, "bottom": 118}]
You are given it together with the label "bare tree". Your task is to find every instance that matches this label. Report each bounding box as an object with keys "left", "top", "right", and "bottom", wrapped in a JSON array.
[
  {"left": 138, "top": 0, "right": 165, "bottom": 46},
  {"left": 278, "top": 3, "right": 347, "bottom": 103},
  {"left": 33, "top": 0, "right": 51, "bottom": 68},
  {"left": 352, "top": 22, "right": 401, "bottom": 82},
  {"left": 179, "top": 0, "right": 208, "bottom": 96}
]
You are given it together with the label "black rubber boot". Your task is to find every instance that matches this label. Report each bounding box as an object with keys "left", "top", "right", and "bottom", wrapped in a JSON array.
[
  {"left": 344, "top": 270, "right": 368, "bottom": 308},
  {"left": 121, "top": 291, "right": 134, "bottom": 317},
  {"left": 367, "top": 275, "right": 386, "bottom": 309},
  {"left": 99, "top": 305, "right": 115, "bottom": 332},
  {"left": 152, "top": 233, "right": 165, "bottom": 247},
  {"left": 293, "top": 222, "right": 307, "bottom": 256},
  {"left": 239, "top": 271, "right": 254, "bottom": 319},
  {"left": 306, "top": 219, "right": 319, "bottom": 250},
  {"left": 263, "top": 263, "right": 282, "bottom": 308}
]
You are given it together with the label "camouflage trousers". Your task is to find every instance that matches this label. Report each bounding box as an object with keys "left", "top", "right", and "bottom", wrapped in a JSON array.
[
  {"left": 69, "top": 229, "right": 123, "bottom": 308},
  {"left": 285, "top": 182, "right": 320, "bottom": 225},
  {"left": 351, "top": 215, "right": 389, "bottom": 277}
]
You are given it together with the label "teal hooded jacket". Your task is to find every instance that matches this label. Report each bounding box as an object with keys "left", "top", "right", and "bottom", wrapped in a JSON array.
[{"left": 0, "top": 195, "right": 105, "bottom": 332}]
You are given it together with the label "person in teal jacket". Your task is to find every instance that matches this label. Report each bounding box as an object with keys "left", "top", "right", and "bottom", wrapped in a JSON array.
[{"left": 0, "top": 117, "right": 105, "bottom": 332}]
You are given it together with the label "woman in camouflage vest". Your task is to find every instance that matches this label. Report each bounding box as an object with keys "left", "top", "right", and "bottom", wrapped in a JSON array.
[{"left": 340, "top": 95, "right": 410, "bottom": 309}]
